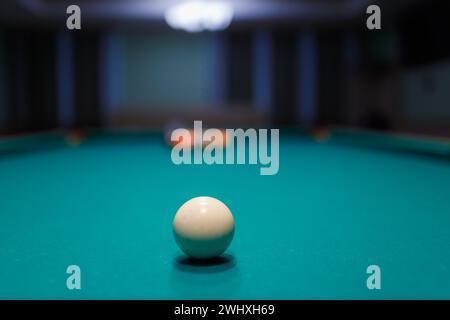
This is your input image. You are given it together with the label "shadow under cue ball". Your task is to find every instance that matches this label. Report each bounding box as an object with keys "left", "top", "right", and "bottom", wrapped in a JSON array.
[{"left": 173, "top": 196, "right": 235, "bottom": 260}]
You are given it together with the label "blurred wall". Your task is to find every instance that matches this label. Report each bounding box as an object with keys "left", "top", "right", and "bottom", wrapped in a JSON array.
[
  {"left": 0, "top": 34, "right": 6, "bottom": 133},
  {"left": 402, "top": 59, "right": 450, "bottom": 119},
  {"left": 338, "top": 25, "right": 450, "bottom": 136},
  {"left": 104, "top": 30, "right": 270, "bottom": 129},
  {"left": 117, "top": 31, "right": 213, "bottom": 109}
]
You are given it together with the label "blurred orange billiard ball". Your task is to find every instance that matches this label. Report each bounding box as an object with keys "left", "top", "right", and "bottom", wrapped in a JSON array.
[
  {"left": 168, "top": 128, "right": 196, "bottom": 148},
  {"left": 65, "top": 130, "right": 85, "bottom": 147},
  {"left": 167, "top": 128, "right": 229, "bottom": 149},
  {"left": 214, "top": 129, "right": 229, "bottom": 148},
  {"left": 311, "top": 126, "right": 331, "bottom": 143}
]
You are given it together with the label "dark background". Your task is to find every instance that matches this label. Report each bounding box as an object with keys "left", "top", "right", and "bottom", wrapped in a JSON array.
[{"left": 0, "top": 0, "right": 449, "bottom": 136}]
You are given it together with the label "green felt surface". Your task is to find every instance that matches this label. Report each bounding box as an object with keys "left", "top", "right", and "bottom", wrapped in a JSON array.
[{"left": 0, "top": 131, "right": 450, "bottom": 299}]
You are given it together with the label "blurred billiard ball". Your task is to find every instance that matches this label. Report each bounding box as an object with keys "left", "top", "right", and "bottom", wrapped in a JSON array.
[
  {"left": 65, "top": 129, "right": 85, "bottom": 147},
  {"left": 310, "top": 126, "right": 331, "bottom": 143}
]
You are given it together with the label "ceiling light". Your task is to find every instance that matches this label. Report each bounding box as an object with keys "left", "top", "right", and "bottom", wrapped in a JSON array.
[{"left": 165, "top": 1, "right": 234, "bottom": 33}]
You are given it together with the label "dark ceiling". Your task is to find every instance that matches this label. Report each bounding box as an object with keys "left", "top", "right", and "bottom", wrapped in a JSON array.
[{"left": 0, "top": 0, "right": 423, "bottom": 28}]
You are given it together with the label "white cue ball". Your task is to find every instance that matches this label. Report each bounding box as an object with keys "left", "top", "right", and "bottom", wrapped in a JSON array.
[{"left": 173, "top": 196, "right": 235, "bottom": 259}]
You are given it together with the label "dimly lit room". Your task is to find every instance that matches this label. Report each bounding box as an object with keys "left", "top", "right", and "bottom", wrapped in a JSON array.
[{"left": 0, "top": 0, "right": 449, "bottom": 305}]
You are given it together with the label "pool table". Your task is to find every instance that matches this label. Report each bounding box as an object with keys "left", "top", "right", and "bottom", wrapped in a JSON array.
[{"left": 0, "top": 129, "right": 450, "bottom": 299}]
